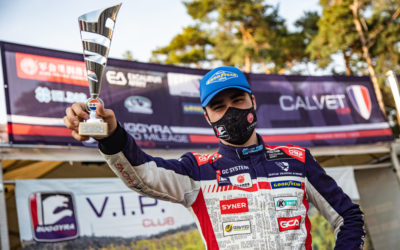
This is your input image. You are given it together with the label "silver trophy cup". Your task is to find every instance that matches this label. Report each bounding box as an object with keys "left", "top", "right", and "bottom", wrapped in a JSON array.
[{"left": 78, "top": 3, "right": 121, "bottom": 137}]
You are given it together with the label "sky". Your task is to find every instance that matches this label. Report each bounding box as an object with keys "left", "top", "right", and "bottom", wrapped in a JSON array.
[
  {"left": 0, "top": 0, "right": 321, "bottom": 125},
  {"left": 0, "top": 0, "right": 321, "bottom": 62}
]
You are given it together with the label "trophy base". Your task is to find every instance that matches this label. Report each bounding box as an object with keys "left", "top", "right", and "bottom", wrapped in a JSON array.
[{"left": 78, "top": 122, "right": 108, "bottom": 137}]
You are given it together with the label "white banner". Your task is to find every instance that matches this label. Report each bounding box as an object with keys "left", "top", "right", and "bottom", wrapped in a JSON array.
[
  {"left": 15, "top": 167, "right": 359, "bottom": 243},
  {"left": 325, "top": 166, "right": 360, "bottom": 200},
  {"left": 15, "top": 178, "right": 194, "bottom": 243}
]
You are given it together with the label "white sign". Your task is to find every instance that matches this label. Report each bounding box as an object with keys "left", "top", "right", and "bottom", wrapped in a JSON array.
[
  {"left": 15, "top": 178, "right": 195, "bottom": 242},
  {"left": 167, "top": 72, "right": 202, "bottom": 97}
]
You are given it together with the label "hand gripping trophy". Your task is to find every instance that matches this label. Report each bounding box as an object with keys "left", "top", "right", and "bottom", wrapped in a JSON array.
[{"left": 78, "top": 3, "right": 121, "bottom": 137}]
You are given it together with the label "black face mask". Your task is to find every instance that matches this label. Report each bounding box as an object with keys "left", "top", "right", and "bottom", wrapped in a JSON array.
[{"left": 209, "top": 106, "right": 257, "bottom": 145}]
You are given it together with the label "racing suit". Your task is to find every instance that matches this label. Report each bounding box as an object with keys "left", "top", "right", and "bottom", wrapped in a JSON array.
[{"left": 98, "top": 124, "right": 365, "bottom": 250}]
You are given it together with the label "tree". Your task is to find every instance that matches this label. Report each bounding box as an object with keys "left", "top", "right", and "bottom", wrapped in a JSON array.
[
  {"left": 122, "top": 50, "right": 135, "bottom": 61},
  {"left": 151, "top": 25, "right": 212, "bottom": 68},
  {"left": 307, "top": 0, "right": 361, "bottom": 75},
  {"left": 308, "top": 0, "right": 400, "bottom": 113},
  {"left": 152, "top": 0, "right": 316, "bottom": 73}
]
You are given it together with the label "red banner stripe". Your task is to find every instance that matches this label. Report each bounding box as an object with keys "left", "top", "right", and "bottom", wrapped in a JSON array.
[
  {"left": 29, "top": 193, "right": 39, "bottom": 227},
  {"left": 189, "top": 135, "right": 219, "bottom": 143},
  {"left": 262, "top": 128, "right": 393, "bottom": 142},
  {"left": 189, "top": 128, "right": 392, "bottom": 143},
  {"left": 8, "top": 124, "right": 72, "bottom": 137}
]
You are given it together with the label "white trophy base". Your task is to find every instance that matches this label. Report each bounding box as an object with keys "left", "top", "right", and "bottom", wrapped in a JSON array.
[{"left": 78, "top": 121, "right": 108, "bottom": 137}]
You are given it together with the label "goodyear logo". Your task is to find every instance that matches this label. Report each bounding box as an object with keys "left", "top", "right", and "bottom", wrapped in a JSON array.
[
  {"left": 271, "top": 180, "right": 302, "bottom": 189},
  {"left": 206, "top": 70, "right": 238, "bottom": 85},
  {"left": 182, "top": 103, "right": 203, "bottom": 114}
]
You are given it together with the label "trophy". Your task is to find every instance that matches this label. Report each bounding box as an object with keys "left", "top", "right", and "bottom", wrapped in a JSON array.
[{"left": 78, "top": 3, "right": 121, "bottom": 137}]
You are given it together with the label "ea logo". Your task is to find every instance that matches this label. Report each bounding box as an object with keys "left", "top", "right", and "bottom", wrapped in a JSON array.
[
  {"left": 88, "top": 99, "right": 100, "bottom": 111},
  {"left": 247, "top": 113, "right": 254, "bottom": 123}
]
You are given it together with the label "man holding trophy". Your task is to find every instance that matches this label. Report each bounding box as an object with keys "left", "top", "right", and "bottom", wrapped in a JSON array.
[{"left": 64, "top": 4, "right": 365, "bottom": 250}]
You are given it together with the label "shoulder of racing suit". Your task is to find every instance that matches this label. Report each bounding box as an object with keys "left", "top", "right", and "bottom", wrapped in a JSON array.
[
  {"left": 191, "top": 152, "right": 223, "bottom": 166},
  {"left": 264, "top": 144, "right": 306, "bottom": 163}
]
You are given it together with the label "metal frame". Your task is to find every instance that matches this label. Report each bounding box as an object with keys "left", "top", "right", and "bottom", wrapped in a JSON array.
[{"left": 0, "top": 161, "right": 10, "bottom": 250}]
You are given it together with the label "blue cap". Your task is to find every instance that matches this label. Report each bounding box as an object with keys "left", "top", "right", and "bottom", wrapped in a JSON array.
[{"left": 200, "top": 66, "right": 252, "bottom": 107}]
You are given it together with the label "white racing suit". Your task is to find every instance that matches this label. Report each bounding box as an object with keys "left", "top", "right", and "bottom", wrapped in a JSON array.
[{"left": 98, "top": 124, "right": 365, "bottom": 250}]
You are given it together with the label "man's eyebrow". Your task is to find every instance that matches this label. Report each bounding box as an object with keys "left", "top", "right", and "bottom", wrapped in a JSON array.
[
  {"left": 209, "top": 99, "right": 223, "bottom": 108},
  {"left": 230, "top": 91, "right": 246, "bottom": 99}
]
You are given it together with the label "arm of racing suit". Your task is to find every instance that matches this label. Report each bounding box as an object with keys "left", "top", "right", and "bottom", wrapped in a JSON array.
[
  {"left": 97, "top": 123, "right": 201, "bottom": 207},
  {"left": 304, "top": 149, "right": 365, "bottom": 250}
]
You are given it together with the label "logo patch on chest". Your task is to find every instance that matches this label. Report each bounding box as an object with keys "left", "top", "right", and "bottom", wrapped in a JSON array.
[
  {"left": 271, "top": 180, "right": 302, "bottom": 189},
  {"left": 220, "top": 198, "right": 249, "bottom": 214},
  {"left": 278, "top": 216, "right": 301, "bottom": 232},
  {"left": 275, "top": 161, "right": 289, "bottom": 171},
  {"left": 223, "top": 220, "right": 251, "bottom": 236},
  {"left": 229, "top": 173, "right": 252, "bottom": 188},
  {"left": 274, "top": 197, "right": 298, "bottom": 210}
]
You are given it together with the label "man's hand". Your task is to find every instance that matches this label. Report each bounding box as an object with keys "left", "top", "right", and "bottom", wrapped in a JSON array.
[{"left": 63, "top": 102, "right": 118, "bottom": 141}]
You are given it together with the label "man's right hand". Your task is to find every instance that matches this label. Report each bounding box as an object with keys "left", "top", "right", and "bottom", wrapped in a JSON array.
[{"left": 63, "top": 102, "right": 118, "bottom": 141}]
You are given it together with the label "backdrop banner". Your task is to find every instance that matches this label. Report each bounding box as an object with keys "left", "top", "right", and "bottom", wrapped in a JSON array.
[
  {"left": 15, "top": 178, "right": 195, "bottom": 247},
  {"left": 1, "top": 42, "right": 393, "bottom": 148}
]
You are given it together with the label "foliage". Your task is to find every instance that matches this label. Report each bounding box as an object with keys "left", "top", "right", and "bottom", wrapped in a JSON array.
[
  {"left": 21, "top": 225, "right": 205, "bottom": 250},
  {"left": 150, "top": 0, "right": 318, "bottom": 73},
  {"left": 309, "top": 210, "right": 336, "bottom": 250},
  {"left": 309, "top": 206, "right": 374, "bottom": 250},
  {"left": 308, "top": 0, "right": 400, "bottom": 77},
  {"left": 122, "top": 50, "right": 135, "bottom": 61},
  {"left": 151, "top": 25, "right": 212, "bottom": 68}
]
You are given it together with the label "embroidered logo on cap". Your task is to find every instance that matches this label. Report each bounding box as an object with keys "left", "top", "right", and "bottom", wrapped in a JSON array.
[{"left": 206, "top": 70, "right": 238, "bottom": 85}]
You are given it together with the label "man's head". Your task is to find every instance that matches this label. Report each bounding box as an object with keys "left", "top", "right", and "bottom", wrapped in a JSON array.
[
  {"left": 200, "top": 66, "right": 252, "bottom": 108},
  {"left": 200, "top": 66, "right": 257, "bottom": 146}
]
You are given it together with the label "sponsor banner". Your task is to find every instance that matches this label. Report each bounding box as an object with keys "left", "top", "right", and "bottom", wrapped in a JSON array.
[
  {"left": 15, "top": 178, "right": 195, "bottom": 243},
  {"left": 2, "top": 42, "right": 393, "bottom": 147}
]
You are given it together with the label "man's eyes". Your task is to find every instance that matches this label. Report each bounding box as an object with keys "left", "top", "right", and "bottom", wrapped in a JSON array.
[
  {"left": 233, "top": 98, "right": 244, "bottom": 103},
  {"left": 213, "top": 105, "right": 225, "bottom": 111}
]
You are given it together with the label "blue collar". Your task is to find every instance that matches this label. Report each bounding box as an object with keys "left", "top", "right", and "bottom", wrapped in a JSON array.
[{"left": 218, "top": 134, "right": 266, "bottom": 159}]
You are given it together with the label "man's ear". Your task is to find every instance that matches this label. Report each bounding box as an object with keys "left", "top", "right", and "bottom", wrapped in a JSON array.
[
  {"left": 252, "top": 94, "right": 257, "bottom": 110},
  {"left": 204, "top": 111, "right": 211, "bottom": 125}
]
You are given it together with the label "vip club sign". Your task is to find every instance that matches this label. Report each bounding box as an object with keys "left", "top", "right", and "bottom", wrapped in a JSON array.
[{"left": 15, "top": 178, "right": 195, "bottom": 243}]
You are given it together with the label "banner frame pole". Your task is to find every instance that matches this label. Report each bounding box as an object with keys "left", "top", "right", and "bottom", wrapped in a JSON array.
[
  {"left": 0, "top": 160, "right": 10, "bottom": 250},
  {"left": 390, "top": 141, "right": 400, "bottom": 183},
  {"left": 386, "top": 70, "right": 400, "bottom": 128}
]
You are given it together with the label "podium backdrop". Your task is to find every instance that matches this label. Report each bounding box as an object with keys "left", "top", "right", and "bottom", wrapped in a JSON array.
[{"left": 1, "top": 41, "right": 393, "bottom": 148}]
